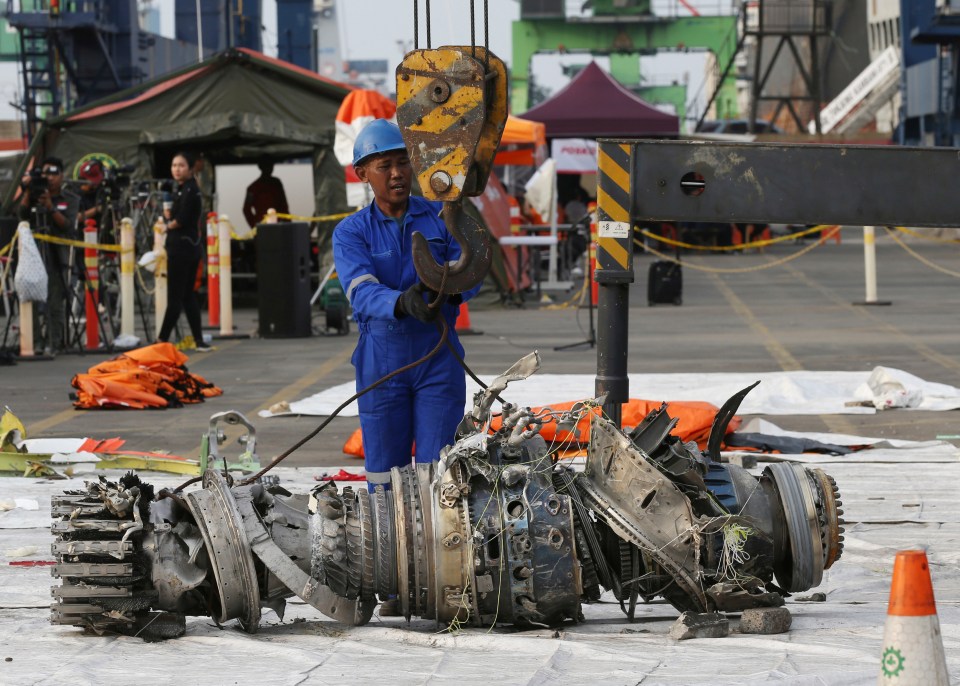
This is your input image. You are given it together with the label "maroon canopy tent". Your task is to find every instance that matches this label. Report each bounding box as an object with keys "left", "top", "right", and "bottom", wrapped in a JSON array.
[{"left": 522, "top": 62, "right": 679, "bottom": 138}]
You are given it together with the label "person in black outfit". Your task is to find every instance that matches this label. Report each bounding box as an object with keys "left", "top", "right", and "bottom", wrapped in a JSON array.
[
  {"left": 18, "top": 156, "right": 79, "bottom": 356},
  {"left": 77, "top": 160, "right": 105, "bottom": 230},
  {"left": 158, "top": 152, "right": 210, "bottom": 352}
]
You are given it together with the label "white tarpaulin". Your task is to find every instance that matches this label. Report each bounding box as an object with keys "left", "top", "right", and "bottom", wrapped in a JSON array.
[
  {"left": 731, "top": 419, "right": 960, "bottom": 464},
  {"left": 523, "top": 158, "right": 557, "bottom": 222},
  {"left": 258, "top": 366, "right": 960, "bottom": 418},
  {"left": 1, "top": 459, "right": 958, "bottom": 685}
]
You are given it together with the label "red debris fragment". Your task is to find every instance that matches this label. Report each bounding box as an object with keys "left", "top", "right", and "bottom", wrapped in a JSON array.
[
  {"left": 9, "top": 560, "right": 56, "bottom": 567},
  {"left": 314, "top": 469, "right": 366, "bottom": 482}
]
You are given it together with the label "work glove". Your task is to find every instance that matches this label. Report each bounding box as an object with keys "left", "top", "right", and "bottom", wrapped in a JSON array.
[{"left": 395, "top": 282, "right": 443, "bottom": 323}]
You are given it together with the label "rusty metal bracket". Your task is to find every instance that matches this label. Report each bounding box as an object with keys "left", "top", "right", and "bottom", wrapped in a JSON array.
[
  {"left": 625, "top": 139, "right": 960, "bottom": 227},
  {"left": 595, "top": 138, "right": 960, "bottom": 426}
]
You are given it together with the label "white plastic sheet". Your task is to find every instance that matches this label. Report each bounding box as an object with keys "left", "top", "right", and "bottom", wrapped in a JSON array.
[
  {"left": 0, "top": 464, "right": 957, "bottom": 685},
  {"left": 258, "top": 367, "right": 960, "bottom": 418}
]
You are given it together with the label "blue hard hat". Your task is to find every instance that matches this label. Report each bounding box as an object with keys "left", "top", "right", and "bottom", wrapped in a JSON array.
[{"left": 352, "top": 119, "right": 407, "bottom": 168}]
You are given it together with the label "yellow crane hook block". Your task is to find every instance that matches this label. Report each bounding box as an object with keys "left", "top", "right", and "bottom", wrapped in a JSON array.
[{"left": 396, "top": 46, "right": 508, "bottom": 202}]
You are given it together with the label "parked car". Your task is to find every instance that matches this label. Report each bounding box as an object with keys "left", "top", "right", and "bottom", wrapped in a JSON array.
[{"left": 697, "top": 119, "right": 783, "bottom": 134}]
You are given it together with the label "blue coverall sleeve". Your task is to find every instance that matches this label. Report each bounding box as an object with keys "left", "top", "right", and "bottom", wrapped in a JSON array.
[{"left": 333, "top": 220, "right": 401, "bottom": 320}]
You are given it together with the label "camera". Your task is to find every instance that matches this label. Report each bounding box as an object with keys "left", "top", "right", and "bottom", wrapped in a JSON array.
[
  {"left": 100, "top": 163, "right": 135, "bottom": 199},
  {"left": 23, "top": 169, "right": 48, "bottom": 197}
]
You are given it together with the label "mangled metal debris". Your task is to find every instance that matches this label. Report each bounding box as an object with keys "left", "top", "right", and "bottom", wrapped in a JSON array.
[{"left": 49, "top": 353, "right": 843, "bottom": 639}]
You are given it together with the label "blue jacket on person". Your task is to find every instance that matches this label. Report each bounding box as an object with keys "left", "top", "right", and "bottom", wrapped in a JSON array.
[{"left": 332, "top": 195, "right": 482, "bottom": 486}]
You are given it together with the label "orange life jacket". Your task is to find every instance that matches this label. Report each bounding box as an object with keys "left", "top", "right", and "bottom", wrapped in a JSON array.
[
  {"left": 71, "top": 342, "right": 222, "bottom": 409},
  {"left": 341, "top": 398, "right": 739, "bottom": 458}
]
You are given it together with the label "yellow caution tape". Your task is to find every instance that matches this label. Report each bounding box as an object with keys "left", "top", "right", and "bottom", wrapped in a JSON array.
[
  {"left": 1, "top": 228, "right": 125, "bottom": 256},
  {"left": 891, "top": 225, "right": 960, "bottom": 244},
  {"left": 544, "top": 265, "right": 590, "bottom": 310},
  {"left": 273, "top": 211, "right": 355, "bottom": 223},
  {"left": 224, "top": 210, "right": 355, "bottom": 239},
  {"left": 216, "top": 216, "right": 256, "bottom": 241},
  {"left": 640, "top": 224, "right": 837, "bottom": 252},
  {"left": 33, "top": 232, "right": 124, "bottom": 252}
]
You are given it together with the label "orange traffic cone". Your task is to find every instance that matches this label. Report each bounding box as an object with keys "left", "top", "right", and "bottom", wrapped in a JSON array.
[
  {"left": 878, "top": 550, "right": 949, "bottom": 685},
  {"left": 455, "top": 302, "right": 482, "bottom": 336},
  {"left": 819, "top": 225, "right": 841, "bottom": 244}
]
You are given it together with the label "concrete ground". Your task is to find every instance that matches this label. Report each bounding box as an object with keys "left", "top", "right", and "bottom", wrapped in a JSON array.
[
  {"left": 2, "top": 233, "right": 959, "bottom": 685},
  {"left": 3, "top": 232, "right": 960, "bottom": 469}
]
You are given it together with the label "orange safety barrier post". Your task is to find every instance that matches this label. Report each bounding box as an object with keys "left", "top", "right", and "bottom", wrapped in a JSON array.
[
  {"left": 218, "top": 214, "right": 232, "bottom": 337},
  {"left": 214, "top": 215, "right": 249, "bottom": 340},
  {"left": 819, "top": 224, "right": 841, "bottom": 244},
  {"left": 16, "top": 222, "right": 34, "bottom": 358},
  {"left": 83, "top": 219, "right": 99, "bottom": 350},
  {"left": 508, "top": 195, "right": 522, "bottom": 235},
  {"left": 119, "top": 218, "right": 135, "bottom": 339},
  {"left": 205, "top": 212, "right": 220, "bottom": 328},
  {"left": 732, "top": 224, "right": 771, "bottom": 252},
  {"left": 878, "top": 549, "right": 949, "bottom": 685},
  {"left": 588, "top": 202, "right": 598, "bottom": 306}
]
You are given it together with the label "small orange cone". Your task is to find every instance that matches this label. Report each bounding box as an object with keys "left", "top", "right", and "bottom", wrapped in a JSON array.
[
  {"left": 819, "top": 225, "right": 842, "bottom": 244},
  {"left": 455, "top": 302, "right": 482, "bottom": 336},
  {"left": 878, "top": 550, "right": 949, "bottom": 685}
]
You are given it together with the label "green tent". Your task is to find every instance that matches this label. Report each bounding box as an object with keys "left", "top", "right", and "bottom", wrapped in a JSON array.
[{"left": 3, "top": 48, "right": 353, "bottom": 220}]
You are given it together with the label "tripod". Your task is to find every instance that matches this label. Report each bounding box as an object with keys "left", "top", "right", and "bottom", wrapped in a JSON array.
[{"left": 554, "top": 249, "right": 596, "bottom": 351}]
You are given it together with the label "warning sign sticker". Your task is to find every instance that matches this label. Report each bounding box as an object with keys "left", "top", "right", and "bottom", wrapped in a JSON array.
[{"left": 598, "top": 221, "right": 630, "bottom": 239}]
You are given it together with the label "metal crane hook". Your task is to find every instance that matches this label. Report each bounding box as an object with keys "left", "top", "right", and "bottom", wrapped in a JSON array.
[{"left": 412, "top": 200, "right": 491, "bottom": 294}]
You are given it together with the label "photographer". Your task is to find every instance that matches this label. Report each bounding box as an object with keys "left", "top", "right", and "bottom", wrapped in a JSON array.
[
  {"left": 77, "top": 160, "right": 105, "bottom": 228},
  {"left": 18, "top": 157, "right": 79, "bottom": 356}
]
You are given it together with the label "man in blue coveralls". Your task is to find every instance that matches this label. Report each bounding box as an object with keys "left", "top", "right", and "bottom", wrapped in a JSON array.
[{"left": 332, "top": 119, "right": 481, "bottom": 490}]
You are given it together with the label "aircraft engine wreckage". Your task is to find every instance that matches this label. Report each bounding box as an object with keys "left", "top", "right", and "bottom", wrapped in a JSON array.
[{"left": 49, "top": 354, "right": 843, "bottom": 640}]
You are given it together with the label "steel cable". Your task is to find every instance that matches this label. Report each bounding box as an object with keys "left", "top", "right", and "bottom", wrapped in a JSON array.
[
  {"left": 171, "top": 268, "right": 507, "bottom": 493},
  {"left": 638, "top": 236, "right": 827, "bottom": 274},
  {"left": 883, "top": 226, "right": 960, "bottom": 278},
  {"left": 484, "top": 0, "right": 489, "bottom": 62},
  {"left": 234, "top": 321, "right": 452, "bottom": 488},
  {"left": 891, "top": 225, "right": 960, "bottom": 244},
  {"left": 640, "top": 224, "right": 836, "bottom": 252},
  {"left": 470, "top": 0, "right": 476, "bottom": 57},
  {"left": 230, "top": 266, "right": 453, "bottom": 488}
]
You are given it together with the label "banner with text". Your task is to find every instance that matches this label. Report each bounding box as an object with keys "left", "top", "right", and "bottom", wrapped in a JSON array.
[{"left": 551, "top": 138, "right": 597, "bottom": 174}]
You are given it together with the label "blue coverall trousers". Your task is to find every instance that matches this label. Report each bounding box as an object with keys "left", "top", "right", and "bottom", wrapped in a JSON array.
[{"left": 354, "top": 317, "right": 466, "bottom": 486}]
